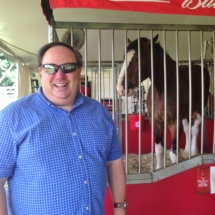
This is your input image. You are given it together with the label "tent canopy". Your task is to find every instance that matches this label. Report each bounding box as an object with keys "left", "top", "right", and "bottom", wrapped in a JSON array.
[{"left": 47, "top": 0, "right": 215, "bottom": 17}]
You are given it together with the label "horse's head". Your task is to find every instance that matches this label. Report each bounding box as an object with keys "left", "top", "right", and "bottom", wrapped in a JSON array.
[{"left": 117, "top": 34, "right": 159, "bottom": 96}]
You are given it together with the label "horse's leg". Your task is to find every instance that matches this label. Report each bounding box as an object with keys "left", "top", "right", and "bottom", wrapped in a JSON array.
[
  {"left": 154, "top": 123, "right": 164, "bottom": 169},
  {"left": 191, "top": 113, "right": 201, "bottom": 156},
  {"left": 169, "top": 123, "right": 181, "bottom": 163},
  {"left": 181, "top": 118, "right": 190, "bottom": 159},
  {"left": 155, "top": 136, "right": 164, "bottom": 169},
  {"left": 181, "top": 114, "right": 201, "bottom": 158}
]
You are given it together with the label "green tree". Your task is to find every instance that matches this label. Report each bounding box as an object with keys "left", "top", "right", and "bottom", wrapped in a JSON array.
[{"left": 0, "top": 53, "right": 17, "bottom": 86}]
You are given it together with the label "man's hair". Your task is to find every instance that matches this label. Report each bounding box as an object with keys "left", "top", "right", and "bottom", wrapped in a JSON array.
[{"left": 37, "top": 42, "right": 83, "bottom": 67}]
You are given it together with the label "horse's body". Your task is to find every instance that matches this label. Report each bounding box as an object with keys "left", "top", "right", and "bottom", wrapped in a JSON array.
[{"left": 117, "top": 35, "right": 210, "bottom": 169}]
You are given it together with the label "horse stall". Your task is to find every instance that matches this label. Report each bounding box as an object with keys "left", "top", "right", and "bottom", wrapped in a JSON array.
[{"left": 41, "top": 1, "right": 215, "bottom": 214}]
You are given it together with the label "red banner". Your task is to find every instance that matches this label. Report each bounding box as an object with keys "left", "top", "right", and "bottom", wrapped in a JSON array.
[{"left": 49, "top": 0, "right": 215, "bottom": 17}]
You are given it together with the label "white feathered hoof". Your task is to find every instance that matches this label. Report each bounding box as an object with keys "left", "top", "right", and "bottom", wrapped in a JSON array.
[
  {"left": 181, "top": 149, "right": 189, "bottom": 159},
  {"left": 155, "top": 143, "right": 164, "bottom": 169},
  {"left": 169, "top": 150, "right": 177, "bottom": 163},
  {"left": 170, "top": 150, "right": 182, "bottom": 163},
  {"left": 191, "top": 148, "right": 199, "bottom": 157}
]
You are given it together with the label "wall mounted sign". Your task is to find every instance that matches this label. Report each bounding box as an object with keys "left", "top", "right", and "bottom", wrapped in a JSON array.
[{"left": 196, "top": 166, "right": 215, "bottom": 194}]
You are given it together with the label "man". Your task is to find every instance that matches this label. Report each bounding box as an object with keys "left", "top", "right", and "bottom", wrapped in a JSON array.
[{"left": 0, "top": 42, "right": 126, "bottom": 214}]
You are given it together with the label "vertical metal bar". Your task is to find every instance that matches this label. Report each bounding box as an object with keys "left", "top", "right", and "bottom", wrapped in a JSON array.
[
  {"left": 90, "top": 67, "right": 93, "bottom": 97},
  {"left": 92, "top": 67, "right": 95, "bottom": 99},
  {"left": 98, "top": 29, "right": 101, "bottom": 102},
  {"left": 200, "top": 31, "right": 204, "bottom": 155},
  {"left": 137, "top": 30, "right": 142, "bottom": 173},
  {"left": 117, "top": 66, "right": 122, "bottom": 146},
  {"left": 111, "top": 29, "right": 116, "bottom": 121},
  {"left": 103, "top": 67, "right": 105, "bottom": 101},
  {"left": 213, "top": 31, "right": 215, "bottom": 154},
  {"left": 124, "top": 30, "right": 128, "bottom": 174},
  {"left": 84, "top": 29, "right": 88, "bottom": 96},
  {"left": 188, "top": 30, "right": 192, "bottom": 159},
  {"left": 163, "top": 30, "right": 167, "bottom": 168},
  {"left": 109, "top": 67, "right": 111, "bottom": 105},
  {"left": 48, "top": 18, "right": 55, "bottom": 42},
  {"left": 175, "top": 30, "right": 179, "bottom": 163},
  {"left": 150, "top": 30, "right": 155, "bottom": 172}
]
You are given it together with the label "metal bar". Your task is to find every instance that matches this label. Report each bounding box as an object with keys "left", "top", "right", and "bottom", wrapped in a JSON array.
[
  {"left": 124, "top": 30, "right": 129, "bottom": 174},
  {"left": 163, "top": 30, "right": 167, "bottom": 168},
  {"left": 137, "top": 30, "right": 142, "bottom": 174},
  {"left": 102, "top": 67, "right": 105, "bottom": 100},
  {"left": 55, "top": 22, "right": 215, "bottom": 31},
  {"left": 84, "top": 29, "right": 88, "bottom": 96},
  {"left": 213, "top": 30, "right": 215, "bottom": 154},
  {"left": 150, "top": 31, "right": 155, "bottom": 172},
  {"left": 188, "top": 31, "right": 192, "bottom": 159},
  {"left": 111, "top": 30, "right": 116, "bottom": 121},
  {"left": 98, "top": 29, "right": 101, "bottom": 102},
  {"left": 48, "top": 18, "right": 55, "bottom": 42},
  {"left": 200, "top": 31, "right": 204, "bottom": 155},
  {"left": 175, "top": 30, "right": 179, "bottom": 163}
]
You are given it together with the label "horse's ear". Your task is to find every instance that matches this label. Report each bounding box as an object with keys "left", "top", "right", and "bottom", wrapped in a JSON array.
[
  {"left": 128, "top": 38, "right": 132, "bottom": 45},
  {"left": 153, "top": 34, "right": 159, "bottom": 43}
]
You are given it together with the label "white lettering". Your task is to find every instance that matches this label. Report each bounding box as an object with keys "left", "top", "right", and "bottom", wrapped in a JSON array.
[{"left": 182, "top": 0, "right": 215, "bottom": 9}]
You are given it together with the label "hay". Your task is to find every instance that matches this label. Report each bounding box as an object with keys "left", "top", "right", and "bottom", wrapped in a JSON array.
[{"left": 122, "top": 149, "right": 184, "bottom": 173}]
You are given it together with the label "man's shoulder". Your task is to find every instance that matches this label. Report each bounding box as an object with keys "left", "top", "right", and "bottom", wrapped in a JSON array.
[{"left": 1, "top": 93, "right": 40, "bottom": 114}]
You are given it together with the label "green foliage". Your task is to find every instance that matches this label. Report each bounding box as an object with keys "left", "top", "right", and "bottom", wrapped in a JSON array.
[{"left": 0, "top": 53, "right": 17, "bottom": 86}]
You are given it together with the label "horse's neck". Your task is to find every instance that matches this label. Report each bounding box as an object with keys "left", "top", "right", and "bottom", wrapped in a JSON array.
[{"left": 147, "top": 54, "right": 177, "bottom": 87}]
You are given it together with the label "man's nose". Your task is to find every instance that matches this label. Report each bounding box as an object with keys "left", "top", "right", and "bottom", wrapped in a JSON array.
[{"left": 54, "top": 68, "right": 66, "bottom": 77}]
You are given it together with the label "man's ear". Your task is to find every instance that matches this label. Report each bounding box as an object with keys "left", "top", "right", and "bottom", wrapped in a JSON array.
[
  {"left": 38, "top": 67, "right": 43, "bottom": 77},
  {"left": 78, "top": 66, "right": 82, "bottom": 73}
]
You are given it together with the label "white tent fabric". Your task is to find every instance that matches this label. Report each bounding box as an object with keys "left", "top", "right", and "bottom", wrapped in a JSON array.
[
  {"left": 17, "top": 61, "right": 30, "bottom": 98},
  {"left": 0, "top": 41, "right": 18, "bottom": 63}
]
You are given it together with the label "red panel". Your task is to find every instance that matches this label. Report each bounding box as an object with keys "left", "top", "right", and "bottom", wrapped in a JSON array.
[
  {"left": 205, "top": 118, "right": 214, "bottom": 153},
  {"left": 49, "top": 0, "right": 215, "bottom": 17},
  {"left": 105, "top": 164, "right": 215, "bottom": 215}
]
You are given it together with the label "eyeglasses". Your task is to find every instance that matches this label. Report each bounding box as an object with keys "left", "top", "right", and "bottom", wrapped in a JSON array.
[{"left": 41, "top": 63, "right": 78, "bottom": 75}]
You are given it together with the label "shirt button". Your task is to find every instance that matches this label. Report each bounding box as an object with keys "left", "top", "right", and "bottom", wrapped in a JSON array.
[
  {"left": 78, "top": 155, "right": 82, "bottom": 159},
  {"left": 86, "top": 206, "right": 89, "bottom": 210},
  {"left": 73, "top": 133, "right": 76, "bottom": 136},
  {"left": 84, "top": 180, "right": 87, "bottom": 184}
]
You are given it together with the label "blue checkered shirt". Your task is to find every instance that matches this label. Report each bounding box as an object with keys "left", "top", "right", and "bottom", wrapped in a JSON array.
[{"left": 0, "top": 87, "right": 122, "bottom": 215}]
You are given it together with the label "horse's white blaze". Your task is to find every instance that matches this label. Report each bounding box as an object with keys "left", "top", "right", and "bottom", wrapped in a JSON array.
[
  {"left": 117, "top": 49, "right": 135, "bottom": 96},
  {"left": 155, "top": 143, "right": 164, "bottom": 169},
  {"left": 181, "top": 114, "right": 201, "bottom": 159}
]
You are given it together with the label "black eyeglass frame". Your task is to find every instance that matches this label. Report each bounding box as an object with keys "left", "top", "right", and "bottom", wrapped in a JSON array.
[{"left": 41, "top": 62, "right": 79, "bottom": 75}]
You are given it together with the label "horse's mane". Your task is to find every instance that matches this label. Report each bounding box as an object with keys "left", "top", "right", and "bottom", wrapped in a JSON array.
[{"left": 127, "top": 37, "right": 174, "bottom": 62}]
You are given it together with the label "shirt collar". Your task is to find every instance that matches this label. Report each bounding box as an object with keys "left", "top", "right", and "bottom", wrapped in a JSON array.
[{"left": 38, "top": 86, "right": 85, "bottom": 112}]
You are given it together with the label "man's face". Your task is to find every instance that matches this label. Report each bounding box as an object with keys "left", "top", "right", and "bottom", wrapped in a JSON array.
[{"left": 39, "top": 46, "right": 82, "bottom": 111}]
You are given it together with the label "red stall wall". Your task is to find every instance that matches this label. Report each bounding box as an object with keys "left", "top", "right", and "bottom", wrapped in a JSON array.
[
  {"left": 104, "top": 119, "right": 215, "bottom": 214},
  {"left": 104, "top": 164, "right": 215, "bottom": 215}
]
